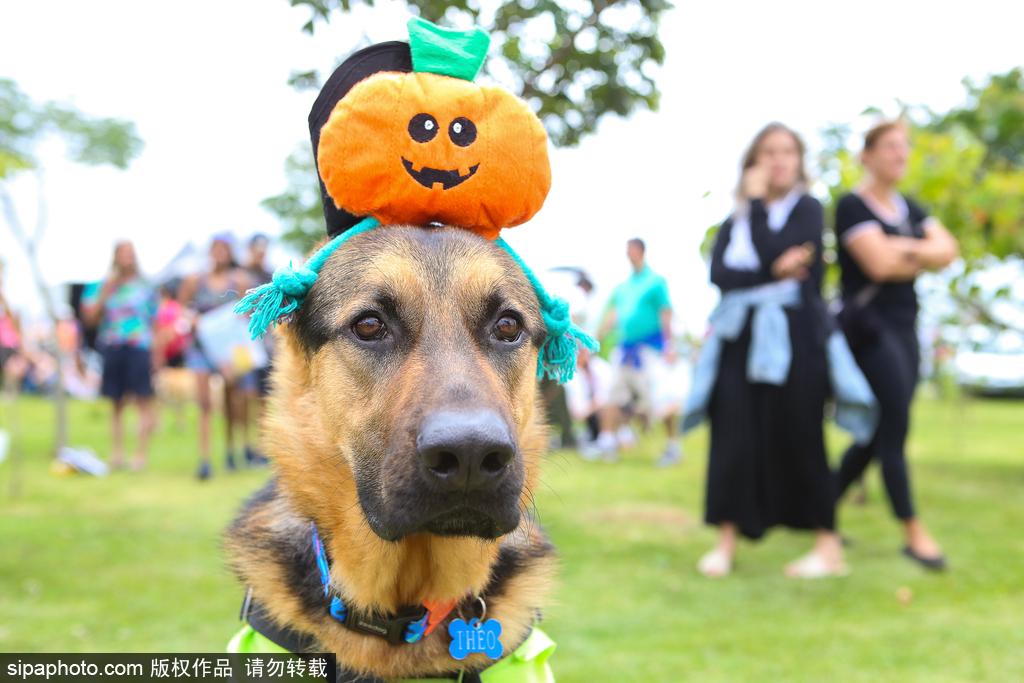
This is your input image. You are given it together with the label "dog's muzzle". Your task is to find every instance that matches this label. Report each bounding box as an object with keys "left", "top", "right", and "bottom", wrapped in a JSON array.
[{"left": 358, "top": 407, "right": 525, "bottom": 541}]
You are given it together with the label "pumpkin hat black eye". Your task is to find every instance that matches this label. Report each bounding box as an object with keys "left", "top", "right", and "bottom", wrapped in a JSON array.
[
  {"left": 409, "top": 113, "right": 439, "bottom": 143},
  {"left": 449, "top": 117, "right": 477, "bottom": 147}
]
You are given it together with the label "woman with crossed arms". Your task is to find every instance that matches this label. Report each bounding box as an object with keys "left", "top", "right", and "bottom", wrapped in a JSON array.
[{"left": 833, "top": 120, "right": 958, "bottom": 570}]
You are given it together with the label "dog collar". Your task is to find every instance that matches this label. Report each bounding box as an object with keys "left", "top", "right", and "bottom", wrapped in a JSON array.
[{"left": 309, "top": 522, "right": 458, "bottom": 645}]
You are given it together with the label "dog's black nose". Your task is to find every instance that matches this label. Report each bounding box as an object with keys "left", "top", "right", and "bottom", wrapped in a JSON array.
[{"left": 417, "top": 411, "right": 515, "bottom": 491}]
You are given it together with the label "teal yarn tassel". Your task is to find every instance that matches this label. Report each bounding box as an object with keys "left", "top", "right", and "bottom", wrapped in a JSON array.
[
  {"left": 494, "top": 237, "right": 600, "bottom": 383},
  {"left": 234, "top": 217, "right": 381, "bottom": 339},
  {"left": 235, "top": 220, "right": 598, "bottom": 382}
]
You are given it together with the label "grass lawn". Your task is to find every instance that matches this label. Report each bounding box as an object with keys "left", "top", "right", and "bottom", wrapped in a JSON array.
[{"left": 1, "top": 392, "right": 1022, "bottom": 681}]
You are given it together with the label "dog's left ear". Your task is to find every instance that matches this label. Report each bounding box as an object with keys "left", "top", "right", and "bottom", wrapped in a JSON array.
[{"left": 314, "top": 17, "right": 551, "bottom": 241}]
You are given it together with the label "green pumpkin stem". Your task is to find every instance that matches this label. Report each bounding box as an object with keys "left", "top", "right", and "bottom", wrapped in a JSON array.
[{"left": 407, "top": 16, "right": 490, "bottom": 82}]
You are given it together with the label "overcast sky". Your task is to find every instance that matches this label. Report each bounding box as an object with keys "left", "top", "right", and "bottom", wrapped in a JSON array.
[{"left": 2, "top": 0, "right": 1022, "bottom": 331}]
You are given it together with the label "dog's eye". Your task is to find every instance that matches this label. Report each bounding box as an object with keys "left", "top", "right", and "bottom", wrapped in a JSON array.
[
  {"left": 494, "top": 316, "right": 521, "bottom": 342},
  {"left": 353, "top": 315, "right": 386, "bottom": 341}
]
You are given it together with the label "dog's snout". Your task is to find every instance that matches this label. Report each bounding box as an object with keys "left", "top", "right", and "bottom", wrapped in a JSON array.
[{"left": 417, "top": 411, "right": 515, "bottom": 491}]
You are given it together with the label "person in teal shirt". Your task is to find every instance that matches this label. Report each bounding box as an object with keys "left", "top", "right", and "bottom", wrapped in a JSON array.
[
  {"left": 82, "top": 241, "right": 158, "bottom": 470},
  {"left": 594, "top": 238, "right": 680, "bottom": 466}
]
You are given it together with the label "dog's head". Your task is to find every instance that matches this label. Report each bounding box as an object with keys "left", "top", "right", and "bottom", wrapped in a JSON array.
[{"left": 272, "top": 225, "right": 546, "bottom": 543}]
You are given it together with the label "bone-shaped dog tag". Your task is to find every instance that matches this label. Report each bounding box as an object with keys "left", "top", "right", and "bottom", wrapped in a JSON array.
[{"left": 448, "top": 618, "right": 503, "bottom": 660}]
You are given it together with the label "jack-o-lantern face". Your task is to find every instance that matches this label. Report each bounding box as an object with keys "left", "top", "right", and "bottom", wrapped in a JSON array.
[{"left": 317, "top": 71, "right": 551, "bottom": 240}]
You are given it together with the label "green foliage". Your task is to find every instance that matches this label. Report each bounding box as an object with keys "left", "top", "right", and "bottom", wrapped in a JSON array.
[
  {"left": 0, "top": 78, "right": 143, "bottom": 180},
  {"left": 931, "top": 67, "right": 1024, "bottom": 170},
  {"left": 4, "top": 394, "right": 1024, "bottom": 682},
  {"left": 260, "top": 144, "right": 324, "bottom": 255},
  {"left": 288, "top": 0, "right": 672, "bottom": 147}
]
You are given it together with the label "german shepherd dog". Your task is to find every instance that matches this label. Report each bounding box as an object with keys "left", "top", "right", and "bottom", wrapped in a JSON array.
[{"left": 225, "top": 225, "right": 556, "bottom": 679}]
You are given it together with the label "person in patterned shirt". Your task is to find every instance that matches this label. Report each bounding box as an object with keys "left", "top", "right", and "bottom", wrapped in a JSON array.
[{"left": 82, "top": 240, "right": 159, "bottom": 471}]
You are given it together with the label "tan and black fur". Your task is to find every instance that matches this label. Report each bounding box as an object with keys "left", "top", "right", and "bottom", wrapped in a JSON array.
[{"left": 225, "top": 226, "right": 557, "bottom": 679}]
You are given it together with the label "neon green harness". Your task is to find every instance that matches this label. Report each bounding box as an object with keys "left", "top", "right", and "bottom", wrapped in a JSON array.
[{"left": 227, "top": 624, "right": 555, "bottom": 683}]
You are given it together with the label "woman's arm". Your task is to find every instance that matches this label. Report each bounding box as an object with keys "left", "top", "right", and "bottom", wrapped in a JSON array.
[
  {"left": 82, "top": 278, "right": 119, "bottom": 329},
  {"left": 844, "top": 230, "right": 922, "bottom": 283},
  {"left": 178, "top": 274, "right": 198, "bottom": 306},
  {"left": 709, "top": 220, "right": 769, "bottom": 291},
  {"left": 749, "top": 197, "right": 823, "bottom": 281},
  {"left": 908, "top": 220, "right": 959, "bottom": 269}
]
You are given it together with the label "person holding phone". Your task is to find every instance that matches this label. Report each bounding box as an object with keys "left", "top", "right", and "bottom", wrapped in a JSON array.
[
  {"left": 178, "top": 234, "right": 253, "bottom": 480},
  {"left": 833, "top": 120, "right": 958, "bottom": 570},
  {"left": 691, "top": 123, "right": 847, "bottom": 578},
  {"left": 82, "top": 241, "right": 159, "bottom": 471}
]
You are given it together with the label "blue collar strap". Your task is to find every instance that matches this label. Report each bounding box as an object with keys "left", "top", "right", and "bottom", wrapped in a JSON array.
[
  {"left": 234, "top": 223, "right": 598, "bottom": 383},
  {"left": 310, "top": 522, "right": 432, "bottom": 645}
]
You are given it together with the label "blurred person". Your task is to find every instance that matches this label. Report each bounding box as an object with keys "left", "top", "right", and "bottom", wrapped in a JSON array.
[
  {"left": 564, "top": 345, "right": 613, "bottom": 457},
  {"left": 154, "top": 280, "right": 191, "bottom": 369},
  {"left": 833, "top": 120, "right": 959, "bottom": 570},
  {"left": 179, "top": 233, "right": 254, "bottom": 479},
  {"left": 245, "top": 233, "right": 273, "bottom": 286},
  {"left": 239, "top": 234, "right": 274, "bottom": 465},
  {"left": 153, "top": 280, "right": 192, "bottom": 432},
  {"left": 56, "top": 314, "right": 100, "bottom": 400},
  {"left": 539, "top": 268, "right": 594, "bottom": 449},
  {"left": 596, "top": 238, "right": 680, "bottom": 466},
  {"left": 690, "top": 123, "right": 847, "bottom": 578},
  {"left": 0, "top": 263, "right": 23, "bottom": 392},
  {"left": 82, "top": 240, "right": 159, "bottom": 470}
]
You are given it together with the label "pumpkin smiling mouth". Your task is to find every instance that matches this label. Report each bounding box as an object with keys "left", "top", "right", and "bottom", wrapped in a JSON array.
[{"left": 401, "top": 158, "right": 479, "bottom": 190}]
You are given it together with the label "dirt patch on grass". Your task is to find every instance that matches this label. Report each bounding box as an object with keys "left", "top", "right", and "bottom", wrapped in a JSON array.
[{"left": 586, "top": 504, "right": 698, "bottom": 531}]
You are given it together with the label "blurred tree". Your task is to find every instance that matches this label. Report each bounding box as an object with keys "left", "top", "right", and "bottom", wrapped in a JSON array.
[
  {"left": 0, "top": 78, "right": 143, "bottom": 465},
  {"left": 260, "top": 144, "right": 325, "bottom": 254},
  {"left": 929, "top": 67, "right": 1024, "bottom": 171},
  {"left": 265, "top": 0, "right": 673, "bottom": 253}
]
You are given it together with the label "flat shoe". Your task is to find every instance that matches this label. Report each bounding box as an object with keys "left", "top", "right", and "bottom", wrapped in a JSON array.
[
  {"left": 902, "top": 545, "right": 947, "bottom": 571},
  {"left": 697, "top": 548, "right": 732, "bottom": 578},
  {"left": 785, "top": 552, "right": 850, "bottom": 579}
]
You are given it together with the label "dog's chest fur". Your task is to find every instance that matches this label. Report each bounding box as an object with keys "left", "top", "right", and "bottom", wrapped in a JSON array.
[{"left": 226, "top": 479, "right": 556, "bottom": 679}]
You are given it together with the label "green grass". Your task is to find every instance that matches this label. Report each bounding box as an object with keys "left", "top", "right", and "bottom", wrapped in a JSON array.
[{"left": 1, "top": 393, "right": 1022, "bottom": 682}]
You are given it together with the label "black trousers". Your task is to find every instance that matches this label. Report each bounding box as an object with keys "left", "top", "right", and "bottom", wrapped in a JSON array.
[
  {"left": 835, "top": 317, "right": 919, "bottom": 519},
  {"left": 705, "top": 308, "right": 834, "bottom": 540}
]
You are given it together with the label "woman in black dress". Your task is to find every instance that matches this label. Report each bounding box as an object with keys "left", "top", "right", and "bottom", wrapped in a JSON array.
[
  {"left": 834, "top": 121, "right": 958, "bottom": 569},
  {"left": 698, "top": 123, "right": 846, "bottom": 578}
]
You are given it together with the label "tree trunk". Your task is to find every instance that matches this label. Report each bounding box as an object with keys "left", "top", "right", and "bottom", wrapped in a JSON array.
[{"left": 1, "top": 183, "right": 69, "bottom": 456}]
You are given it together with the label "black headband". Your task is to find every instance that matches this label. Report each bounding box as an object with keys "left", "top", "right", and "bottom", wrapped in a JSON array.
[{"left": 308, "top": 41, "right": 413, "bottom": 239}]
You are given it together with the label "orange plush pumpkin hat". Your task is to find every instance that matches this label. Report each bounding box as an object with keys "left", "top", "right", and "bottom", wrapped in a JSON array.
[
  {"left": 312, "top": 17, "right": 550, "bottom": 241},
  {"left": 237, "top": 17, "right": 597, "bottom": 382}
]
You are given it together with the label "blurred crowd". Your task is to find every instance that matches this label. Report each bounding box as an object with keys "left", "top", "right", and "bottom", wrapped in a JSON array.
[
  {"left": 0, "top": 233, "right": 276, "bottom": 479},
  {"left": 0, "top": 117, "right": 964, "bottom": 579}
]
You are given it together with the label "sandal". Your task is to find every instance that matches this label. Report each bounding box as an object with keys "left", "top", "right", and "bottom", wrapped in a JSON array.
[
  {"left": 785, "top": 552, "right": 850, "bottom": 579},
  {"left": 902, "top": 545, "right": 947, "bottom": 571},
  {"left": 697, "top": 548, "right": 733, "bottom": 578}
]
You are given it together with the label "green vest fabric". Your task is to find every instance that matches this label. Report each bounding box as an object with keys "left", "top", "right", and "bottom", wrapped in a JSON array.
[{"left": 227, "top": 624, "right": 556, "bottom": 683}]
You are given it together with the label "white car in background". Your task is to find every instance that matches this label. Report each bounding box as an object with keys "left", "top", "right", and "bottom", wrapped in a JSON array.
[{"left": 954, "top": 327, "right": 1024, "bottom": 396}]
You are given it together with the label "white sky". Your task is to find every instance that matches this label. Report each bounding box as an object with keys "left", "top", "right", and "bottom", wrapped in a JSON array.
[{"left": 2, "top": 0, "right": 1022, "bottom": 332}]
